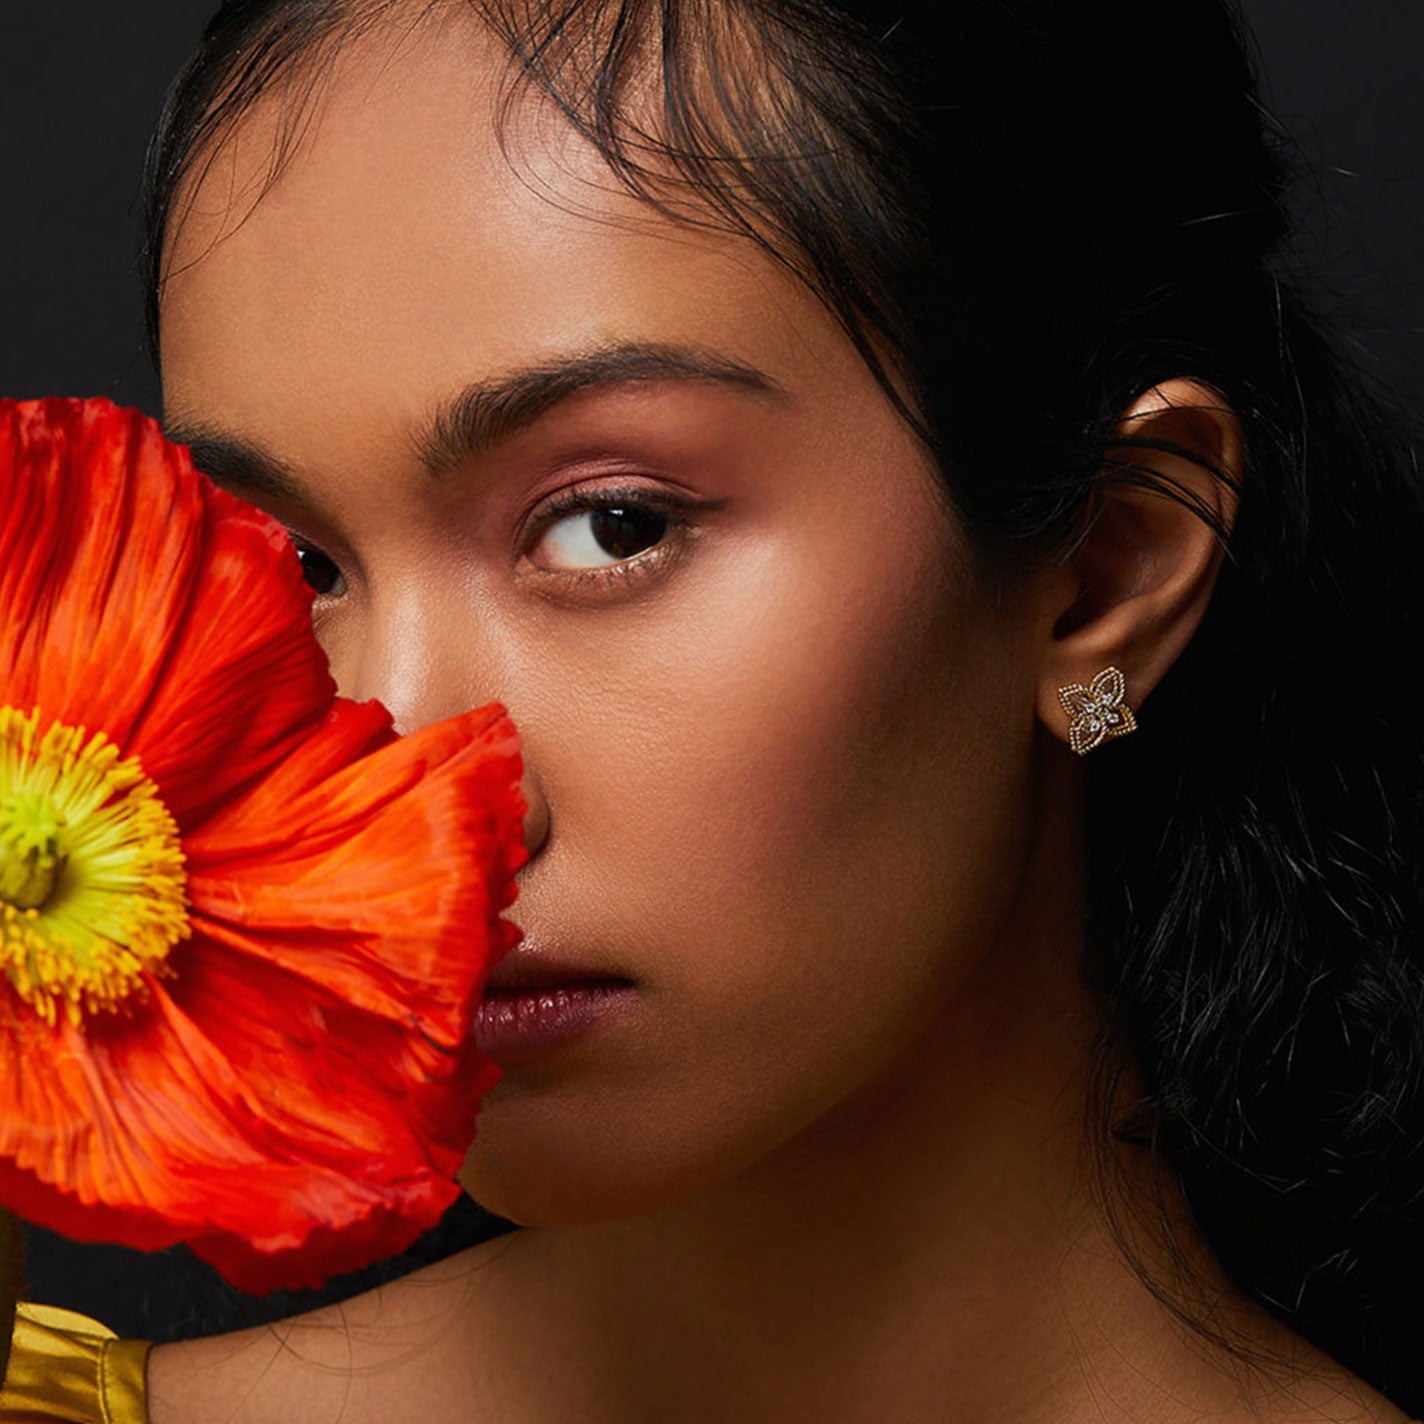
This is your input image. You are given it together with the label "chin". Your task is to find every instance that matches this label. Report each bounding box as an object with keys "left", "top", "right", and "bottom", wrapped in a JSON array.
[
  {"left": 457, "top": 1088, "right": 778, "bottom": 1227},
  {"left": 458, "top": 1137, "right": 717, "bottom": 1228}
]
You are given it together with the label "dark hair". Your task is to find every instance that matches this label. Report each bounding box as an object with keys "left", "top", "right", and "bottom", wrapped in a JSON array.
[{"left": 143, "top": 0, "right": 1424, "bottom": 1409}]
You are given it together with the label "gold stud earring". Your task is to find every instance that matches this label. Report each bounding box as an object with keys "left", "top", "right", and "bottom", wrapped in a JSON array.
[{"left": 1057, "top": 666, "right": 1137, "bottom": 756}]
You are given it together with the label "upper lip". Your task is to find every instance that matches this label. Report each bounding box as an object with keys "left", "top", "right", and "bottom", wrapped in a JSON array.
[{"left": 482, "top": 951, "right": 632, "bottom": 993}]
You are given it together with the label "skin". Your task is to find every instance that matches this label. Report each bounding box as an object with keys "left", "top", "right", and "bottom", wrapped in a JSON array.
[{"left": 146, "top": 10, "right": 1408, "bottom": 1423}]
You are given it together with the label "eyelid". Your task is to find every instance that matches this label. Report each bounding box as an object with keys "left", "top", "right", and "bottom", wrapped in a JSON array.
[
  {"left": 521, "top": 480, "right": 693, "bottom": 557},
  {"left": 282, "top": 525, "right": 349, "bottom": 600},
  {"left": 519, "top": 478, "right": 700, "bottom": 594}
]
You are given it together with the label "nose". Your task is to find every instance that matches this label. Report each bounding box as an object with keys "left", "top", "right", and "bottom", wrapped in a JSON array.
[
  {"left": 516, "top": 762, "right": 549, "bottom": 857},
  {"left": 337, "top": 583, "right": 549, "bottom": 859}
]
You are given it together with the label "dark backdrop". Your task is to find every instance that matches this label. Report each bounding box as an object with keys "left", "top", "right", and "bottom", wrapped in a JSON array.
[
  {"left": 2, "top": 2, "right": 1422, "bottom": 417},
  {"left": 2, "top": 0, "right": 1421, "bottom": 1339}
]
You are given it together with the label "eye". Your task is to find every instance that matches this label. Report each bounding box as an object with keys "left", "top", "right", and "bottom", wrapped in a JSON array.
[
  {"left": 293, "top": 542, "right": 347, "bottom": 597},
  {"left": 534, "top": 502, "right": 672, "bottom": 570}
]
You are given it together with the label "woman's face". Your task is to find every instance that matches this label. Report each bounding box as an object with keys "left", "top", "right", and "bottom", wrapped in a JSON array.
[{"left": 160, "top": 13, "right": 1047, "bottom": 1223}]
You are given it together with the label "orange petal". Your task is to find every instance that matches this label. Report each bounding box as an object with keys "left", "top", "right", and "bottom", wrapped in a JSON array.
[
  {"left": 186, "top": 702, "right": 526, "bottom": 1051},
  {"left": 0, "top": 953, "right": 490, "bottom": 1293},
  {"left": 0, "top": 399, "right": 206, "bottom": 733},
  {"left": 0, "top": 399, "right": 529, "bottom": 1291},
  {"left": 0, "top": 398, "right": 338, "bottom": 825}
]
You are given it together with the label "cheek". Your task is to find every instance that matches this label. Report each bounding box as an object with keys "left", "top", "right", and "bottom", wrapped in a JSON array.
[
  {"left": 469, "top": 498, "right": 1036, "bottom": 1221},
  {"left": 553, "top": 489, "right": 1025, "bottom": 978},
  {"left": 630, "top": 532, "right": 1025, "bottom": 1069}
]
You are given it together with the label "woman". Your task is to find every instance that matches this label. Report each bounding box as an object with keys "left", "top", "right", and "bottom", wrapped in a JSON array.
[{"left": 13, "top": 0, "right": 1424, "bottom": 1418}]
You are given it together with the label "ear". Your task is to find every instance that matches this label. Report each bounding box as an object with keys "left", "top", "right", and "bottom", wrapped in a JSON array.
[{"left": 1035, "top": 378, "right": 1242, "bottom": 752}]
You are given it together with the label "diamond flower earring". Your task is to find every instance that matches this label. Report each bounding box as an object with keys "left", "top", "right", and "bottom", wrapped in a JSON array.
[{"left": 1057, "top": 666, "right": 1137, "bottom": 756}]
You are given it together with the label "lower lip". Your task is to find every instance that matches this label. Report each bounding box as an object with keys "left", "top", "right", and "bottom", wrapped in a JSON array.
[{"left": 474, "top": 981, "right": 634, "bottom": 1065}]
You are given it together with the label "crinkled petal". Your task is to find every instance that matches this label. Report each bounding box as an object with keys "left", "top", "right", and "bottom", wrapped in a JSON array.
[
  {"left": 0, "top": 962, "right": 482, "bottom": 1293},
  {"left": 1, "top": 399, "right": 202, "bottom": 730},
  {"left": 0, "top": 399, "right": 530, "bottom": 1292},
  {"left": 0, "top": 704, "right": 522, "bottom": 1291},
  {"left": 185, "top": 700, "right": 527, "bottom": 1068},
  {"left": 0, "top": 398, "right": 336, "bottom": 824}
]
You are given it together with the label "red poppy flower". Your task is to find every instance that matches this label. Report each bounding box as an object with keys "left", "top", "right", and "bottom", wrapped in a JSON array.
[{"left": 0, "top": 397, "right": 525, "bottom": 1293}]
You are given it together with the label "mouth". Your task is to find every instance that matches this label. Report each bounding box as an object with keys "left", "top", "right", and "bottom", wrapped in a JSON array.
[{"left": 476, "top": 955, "right": 636, "bottom": 1065}]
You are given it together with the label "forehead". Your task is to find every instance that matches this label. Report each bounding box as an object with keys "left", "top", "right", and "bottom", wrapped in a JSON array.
[{"left": 159, "top": 8, "right": 882, "bottom": 452}]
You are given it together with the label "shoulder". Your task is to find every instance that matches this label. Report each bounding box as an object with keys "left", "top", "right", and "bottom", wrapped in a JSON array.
[{"left": 145, "top": 1234, "right": 527, "bottom": 1424}]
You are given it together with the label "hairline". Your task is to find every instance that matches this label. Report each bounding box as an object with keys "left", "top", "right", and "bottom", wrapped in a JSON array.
[{"left": 149, "top": 0, "right": 935, "bottom": 458}]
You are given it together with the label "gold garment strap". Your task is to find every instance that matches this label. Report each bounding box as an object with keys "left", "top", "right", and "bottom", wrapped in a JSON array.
[{"left": 1, "top": 1303, "right": 150, "bottom": 1424}]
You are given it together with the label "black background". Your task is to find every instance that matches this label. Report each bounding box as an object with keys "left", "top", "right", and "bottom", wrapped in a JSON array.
[
  {"left": 1, "top": 0, "right": 1421, "bottom": 1337},
  {"left": 1, "top": 2, "right": 1422, "bottom": 416}
]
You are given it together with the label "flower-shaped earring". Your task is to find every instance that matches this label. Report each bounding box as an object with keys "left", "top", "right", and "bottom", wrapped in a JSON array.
[{"left": 1057, "top": 666, "right": 1137, "bottom": 756}]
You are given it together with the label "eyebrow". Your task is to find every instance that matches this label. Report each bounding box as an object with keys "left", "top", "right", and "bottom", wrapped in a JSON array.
[
  {"left": 413, "top": 340, "right": 785, "bottom": 474},
  {"left": 163, "top": 424, "right": 305, "bottom": 503},
  {"left": 165, "top": 340, "right": 785, "bottom": 499}
]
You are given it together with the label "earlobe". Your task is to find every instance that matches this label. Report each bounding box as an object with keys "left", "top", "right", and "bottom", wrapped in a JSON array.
[{"left": 1037, "top": 379, "right": 1242, "bottom": 753}]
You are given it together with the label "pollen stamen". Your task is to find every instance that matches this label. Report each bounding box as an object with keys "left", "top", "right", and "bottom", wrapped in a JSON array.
[
  {"left": 0, "top": 792, "right": 65, "bottom": 910},
  {"left": 0, "top": 706, "right": 190, "bottom": 1026}
]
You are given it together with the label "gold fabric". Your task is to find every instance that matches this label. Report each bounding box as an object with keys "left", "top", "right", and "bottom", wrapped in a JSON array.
[{"left": 0, "top": 1304, "right": 149, "bottom": 1424}]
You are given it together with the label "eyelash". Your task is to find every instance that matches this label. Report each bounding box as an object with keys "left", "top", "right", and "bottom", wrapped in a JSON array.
[
  {"left": 521, "top": 482, "right": 692, "bottom": 591},
  {"left": 284, "top": 482, "right": 693, "bottom": 601},
  {"left": 288, "top": 535, "right": 346, "bottom": 601}
]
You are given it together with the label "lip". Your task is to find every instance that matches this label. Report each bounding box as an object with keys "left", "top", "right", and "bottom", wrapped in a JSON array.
[{"left": 476, "top": 955, "right": 635, "bottom": 1065}]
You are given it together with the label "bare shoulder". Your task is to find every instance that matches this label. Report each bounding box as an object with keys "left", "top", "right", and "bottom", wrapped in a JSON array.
[
  {"left": 1246, "top": 1377, "right": 1415, "bottom": 1424},
  {"left": 1214, "top": 1328, "right": 1415, "bottom": 1424},
  {"left": 145, "top": 1230, "right": 1419, "bottom": 1424},
  {"left": 146, "top": 1232, "right": 529, "bottom": 1424}
]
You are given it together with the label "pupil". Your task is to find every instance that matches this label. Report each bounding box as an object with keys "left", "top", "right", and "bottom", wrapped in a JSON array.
[
  {"left": 297, "top": 546, "right": 343, "bottom": 596},
  {"left": 590, "top": 507, "right": 667, "bottom": 561}
]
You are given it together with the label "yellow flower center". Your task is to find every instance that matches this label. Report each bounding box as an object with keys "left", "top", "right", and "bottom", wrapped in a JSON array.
[
  {"left": 0, "top": 707, "right": 190, "bottom": 1026},
  {"left": 0, "top": 791, "right": 65, "bottom": 909}
]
